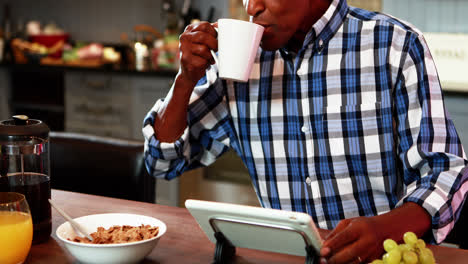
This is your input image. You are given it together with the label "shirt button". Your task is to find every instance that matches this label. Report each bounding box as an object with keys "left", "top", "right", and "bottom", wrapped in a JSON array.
[
  {"left": 306, "top": 177, "right": 312, "bottom": 185},
  {"left": 301, "top": 125, "right": 309, "bottom": 133},
  {"left": 318, "top": 39, "right": 324, "bottom": 54}
]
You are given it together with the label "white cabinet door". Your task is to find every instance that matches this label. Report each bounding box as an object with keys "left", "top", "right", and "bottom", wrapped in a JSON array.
[{"left": 65, "top": 72, "right": 133, "bottom": 139}]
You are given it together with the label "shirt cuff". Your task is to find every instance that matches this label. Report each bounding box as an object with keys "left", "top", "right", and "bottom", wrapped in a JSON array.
[
  {"left": 396, "top": 182, "right": 448, "bottom": 243},
  {"left": 143, "top": 99, "right": 190, "bottom": 161}
]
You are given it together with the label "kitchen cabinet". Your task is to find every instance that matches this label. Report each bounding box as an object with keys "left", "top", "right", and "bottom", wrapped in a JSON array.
[
  {"left": 62, "top": 71, "right": 174, "bottom": 140},
  {"left": 65, "top": 72, "right": 133, "bottom": 139}
]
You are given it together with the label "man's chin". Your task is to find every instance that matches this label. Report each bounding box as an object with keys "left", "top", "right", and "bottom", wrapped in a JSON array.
[{"left": 260, "top": 41, "right": 283, "bottom": 51}]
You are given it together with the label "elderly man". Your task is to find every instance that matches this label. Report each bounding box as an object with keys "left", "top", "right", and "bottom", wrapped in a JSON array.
[{"left": 143, "top": 0, "right": 468, "bottom": 263}]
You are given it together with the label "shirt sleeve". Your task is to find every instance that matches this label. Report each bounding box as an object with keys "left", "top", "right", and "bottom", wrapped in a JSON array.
[
  {"left": 394, "top": 33, "right": 468, "bottom": 244},
  {"left": 142, "top": 67, "right": 233, "bottom": 180}
]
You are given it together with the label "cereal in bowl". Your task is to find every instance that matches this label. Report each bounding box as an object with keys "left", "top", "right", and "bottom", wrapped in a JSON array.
[{"left": 70, "top": 224, "right": 159, "bottom": 244}]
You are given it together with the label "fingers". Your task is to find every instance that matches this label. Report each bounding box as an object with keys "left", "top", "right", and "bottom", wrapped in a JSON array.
[
  {"left": 320, "top": 217, "right": 383, "bottom": 264},
  {"left": 324, "top": 223, "right": 359, "bottom": 252},
  {"left": 317, "top": 228, "right": 332, "bottom": 240},
  {"left": 180, "top": 42, "right": 215, "bottom": 64},
  {"left": 178, "top": 21, "right": 218, "bottom": 83},
  {"left": 193, "top": 43, "right": 216, "bottom": 64},
  {"left": 182, "top": 21, "right": 218, "bottom": 50},
  {"left": 326, "top": 240, "right": 369, "bottom": 264},
  {"left": 189, "top": 31, "right": 218, "bottom": 51},
  {"left": 324, "top": 219, "right": 351, "bottom": 241},
  {"left": 195, "top": 21, "right": 218, "bottom": 36},
  {"left": 320, "top": 219, "right": 353, "bottom": 258},
  {"left": 185, "top": 21, "right": 216, "bottom": 34}
]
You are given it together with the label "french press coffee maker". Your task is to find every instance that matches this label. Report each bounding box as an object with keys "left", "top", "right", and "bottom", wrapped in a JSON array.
[{"left": 0, "top": 115, "right": 51, "bottom": 244}]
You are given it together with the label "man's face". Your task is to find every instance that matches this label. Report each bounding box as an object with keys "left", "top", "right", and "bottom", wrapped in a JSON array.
[{"left": 245, "top": 0, "right": 327, "bottom": 51}]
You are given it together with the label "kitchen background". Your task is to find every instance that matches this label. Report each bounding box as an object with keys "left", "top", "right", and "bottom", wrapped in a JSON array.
[
  {"left": 0, "top": 0, "right": 228, "bottom": 43},
  {"left": 0, "top": 0, "right": 467, "bottom": 207}
]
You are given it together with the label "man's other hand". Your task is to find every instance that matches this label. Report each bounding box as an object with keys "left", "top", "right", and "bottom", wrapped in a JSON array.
[{"left": 319, "top": 217, "right": 384, "bottom": 264}]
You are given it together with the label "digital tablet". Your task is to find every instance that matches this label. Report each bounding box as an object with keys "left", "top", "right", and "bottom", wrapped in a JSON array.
[{"left": 185, "top": 199, "right": 323, "bottom": 257}]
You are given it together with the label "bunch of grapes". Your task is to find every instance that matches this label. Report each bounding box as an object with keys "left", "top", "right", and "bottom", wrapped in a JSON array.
[{"left": 370, "top": 231, "right": 435, "bottom": 264}]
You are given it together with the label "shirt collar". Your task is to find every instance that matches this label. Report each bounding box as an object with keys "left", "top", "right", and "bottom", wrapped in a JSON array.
[{"left": 280, "top": 0, "right": 349, "bottom": 55}]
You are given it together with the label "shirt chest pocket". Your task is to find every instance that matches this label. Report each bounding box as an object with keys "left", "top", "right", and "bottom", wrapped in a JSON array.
[{"left": 319, "top": 102, "right": 392, "bottom": 176}]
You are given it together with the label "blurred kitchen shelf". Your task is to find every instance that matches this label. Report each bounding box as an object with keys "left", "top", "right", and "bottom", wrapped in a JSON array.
[{"left": 0, "top": 62, "right": 178, "bottom": 77}]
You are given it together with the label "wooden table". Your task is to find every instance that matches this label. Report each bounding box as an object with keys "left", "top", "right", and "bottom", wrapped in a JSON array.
[{"left": 26, "top": 190, "right": 468, "bottom": 264}]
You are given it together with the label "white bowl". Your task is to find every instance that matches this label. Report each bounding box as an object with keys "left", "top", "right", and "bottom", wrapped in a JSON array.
[{"left": 56, "top": 213, "right": 166, "bottom": 264}]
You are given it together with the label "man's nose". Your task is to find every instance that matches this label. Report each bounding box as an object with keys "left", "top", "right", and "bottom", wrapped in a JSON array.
[{"left": 245, "top": 0, "right": 265, "bottom": 17}]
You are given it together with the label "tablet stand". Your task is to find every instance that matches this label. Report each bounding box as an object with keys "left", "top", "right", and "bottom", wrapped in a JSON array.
[
  {"left": 209, "top": 217, "right": 320, "bottom": 264},
  {"left": 213, "top": 231, "right": 236, "bottom": 264}
]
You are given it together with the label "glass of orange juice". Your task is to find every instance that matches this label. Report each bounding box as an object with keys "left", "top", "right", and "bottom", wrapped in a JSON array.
[{"left": 0, "top": 192, "right": 33, "bottom": 264}]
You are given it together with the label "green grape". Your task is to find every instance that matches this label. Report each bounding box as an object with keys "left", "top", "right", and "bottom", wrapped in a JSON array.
[
  {"left": 419, "top": 248, "right": 435, "bottom": 264},
  {"left": 416, "top": 239, "right": 426, "bottom": 249},
  {"left": 402, "top": 250, "right": 418, "bottom": 264},
  {"left": 385, "top": 249, "right": 402, "bottom": 264},
  {"left": 382, "top": 253, "right": 390, "bottom": 263},
  {"left": 403, "top": 232, "right": 418, "bottom": 246},
  {"left": 398, "top": 243, "right": 413, "bottom": 252},
  {"left": 384, "top": 239, "right": 399, "bottom": 252},
  {"left": 423, "top": 247, "right": 434, "bottom": 257},
  {"left": 378, "top": 232, "right": 435, "bottom": 264}
]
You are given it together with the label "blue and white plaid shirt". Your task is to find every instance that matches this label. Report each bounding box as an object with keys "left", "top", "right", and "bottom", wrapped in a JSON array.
[{"left": 144, "top": 0, "right": 468, "bottom": 243}]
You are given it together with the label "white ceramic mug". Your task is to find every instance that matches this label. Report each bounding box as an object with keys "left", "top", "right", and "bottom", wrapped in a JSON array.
[{"left": 211, "top": 19, "right": 264, "bottom": 82}]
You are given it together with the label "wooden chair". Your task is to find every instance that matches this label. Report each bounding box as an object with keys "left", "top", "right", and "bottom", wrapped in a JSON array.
[{"left": 49, "top": 131, "right": 155, "bottom": 203}]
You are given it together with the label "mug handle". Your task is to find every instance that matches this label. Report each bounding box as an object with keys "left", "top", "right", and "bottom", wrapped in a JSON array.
[
  {"left": 210, "top": 26, "right": 219, "bottom": 65},
  {"left": 210, "top": 50, "right": 219, "bottom": 66}
]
